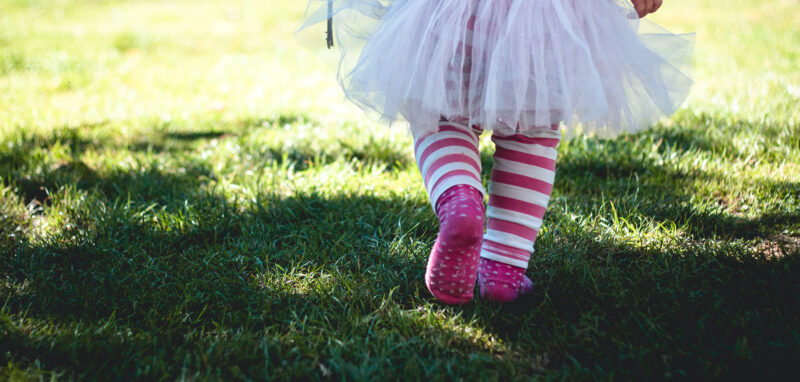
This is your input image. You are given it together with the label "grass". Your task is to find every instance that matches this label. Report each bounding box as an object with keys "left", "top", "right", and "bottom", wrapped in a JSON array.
[{"left": 1, "top": 0, "right": 798, "bottom": 379}]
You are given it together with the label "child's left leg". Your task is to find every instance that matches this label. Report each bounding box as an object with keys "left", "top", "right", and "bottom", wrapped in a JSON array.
[
  {"left": 479, "top": 125, "right": 562, "bottom": 302},
  {"left": 413, "top": 117, "right": 486, "bottom": 305}
]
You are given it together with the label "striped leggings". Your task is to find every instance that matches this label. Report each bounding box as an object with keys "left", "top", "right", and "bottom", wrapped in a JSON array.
[{"left": 414, "top": 117, "right": 560, "bottom": 271}]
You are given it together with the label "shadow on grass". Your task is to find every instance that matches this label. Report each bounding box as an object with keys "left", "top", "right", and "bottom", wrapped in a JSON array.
[
  {"left": 2, "top": 185, "right": 472, "bottom": 379},
  {"left": 3, "top": 183, "right": 798, "bottom": 379},
  {"left": 484, "top": 231, "right": 800, "bottom": 378},
  {"left": 1, "top": 114, "right": 798, "bottom": 378},
  {"left": 0, "top": 115, "right": 307, "bottom": 157},
  {"left": 1, "top": 188, "right": 433, "bottom": 326},
  {"left": 6, "top": 158, "right": 216, "bottom": 208}
]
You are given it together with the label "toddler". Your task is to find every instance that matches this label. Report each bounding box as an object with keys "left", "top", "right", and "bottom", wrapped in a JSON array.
[{"left": 299, "top": 0, "right": 692, "bottom": 303}]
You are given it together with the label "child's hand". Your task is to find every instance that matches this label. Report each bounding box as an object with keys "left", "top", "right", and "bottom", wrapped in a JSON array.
[{"left": 631, "top": 0, "right": 662, "bottom": 18}]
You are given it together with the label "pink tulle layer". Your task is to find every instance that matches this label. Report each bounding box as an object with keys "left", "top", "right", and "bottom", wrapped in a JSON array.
[{"left": 299, "top": 0, "right": 693, "bottom": 138}]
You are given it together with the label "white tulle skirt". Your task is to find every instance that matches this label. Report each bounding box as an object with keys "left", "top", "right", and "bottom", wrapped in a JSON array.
[{"left": 298, "top": 0, "right": 693, "bottom": 138}]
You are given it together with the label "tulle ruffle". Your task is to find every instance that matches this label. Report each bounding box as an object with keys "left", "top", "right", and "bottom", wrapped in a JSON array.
[{"left": 298, "top": 0, "right": 693, "bottom": 138}]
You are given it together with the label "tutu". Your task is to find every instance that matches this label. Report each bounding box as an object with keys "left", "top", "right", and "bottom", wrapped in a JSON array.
[{"left": 298, "top": 0, "right": 693, "bottom": 138}]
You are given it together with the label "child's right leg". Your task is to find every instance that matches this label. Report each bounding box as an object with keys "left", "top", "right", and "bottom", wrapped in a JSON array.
[{"left": 479, "top": 126, "right": 561, "bottom": 302}]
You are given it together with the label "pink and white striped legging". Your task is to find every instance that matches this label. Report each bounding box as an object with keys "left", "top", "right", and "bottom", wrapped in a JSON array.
[{"left": 481, "top": 126, "right": 560, "bottom": 268}]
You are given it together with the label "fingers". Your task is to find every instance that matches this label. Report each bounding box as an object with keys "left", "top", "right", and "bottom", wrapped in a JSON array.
[
  {"left": 633, "top": 0, "right": 663, "bottom": 18},
  {"left": 632, "top": 0, "right": 645, "bottom": 18},
  {"left": 652, "top": 0, "right": 663, "bottom": 14}
]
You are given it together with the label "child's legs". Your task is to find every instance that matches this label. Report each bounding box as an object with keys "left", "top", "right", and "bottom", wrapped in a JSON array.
[
  {"left": 412, "top": 117, "right": 486, "bottom": 305},
  {"left": 480, "top": 125, "right": 561, "bottom": 301}
]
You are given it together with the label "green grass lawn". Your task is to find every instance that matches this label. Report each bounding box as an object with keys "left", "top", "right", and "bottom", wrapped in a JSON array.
[{"left": 1, "top": 0, "right": 798, "bottom": 379}]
